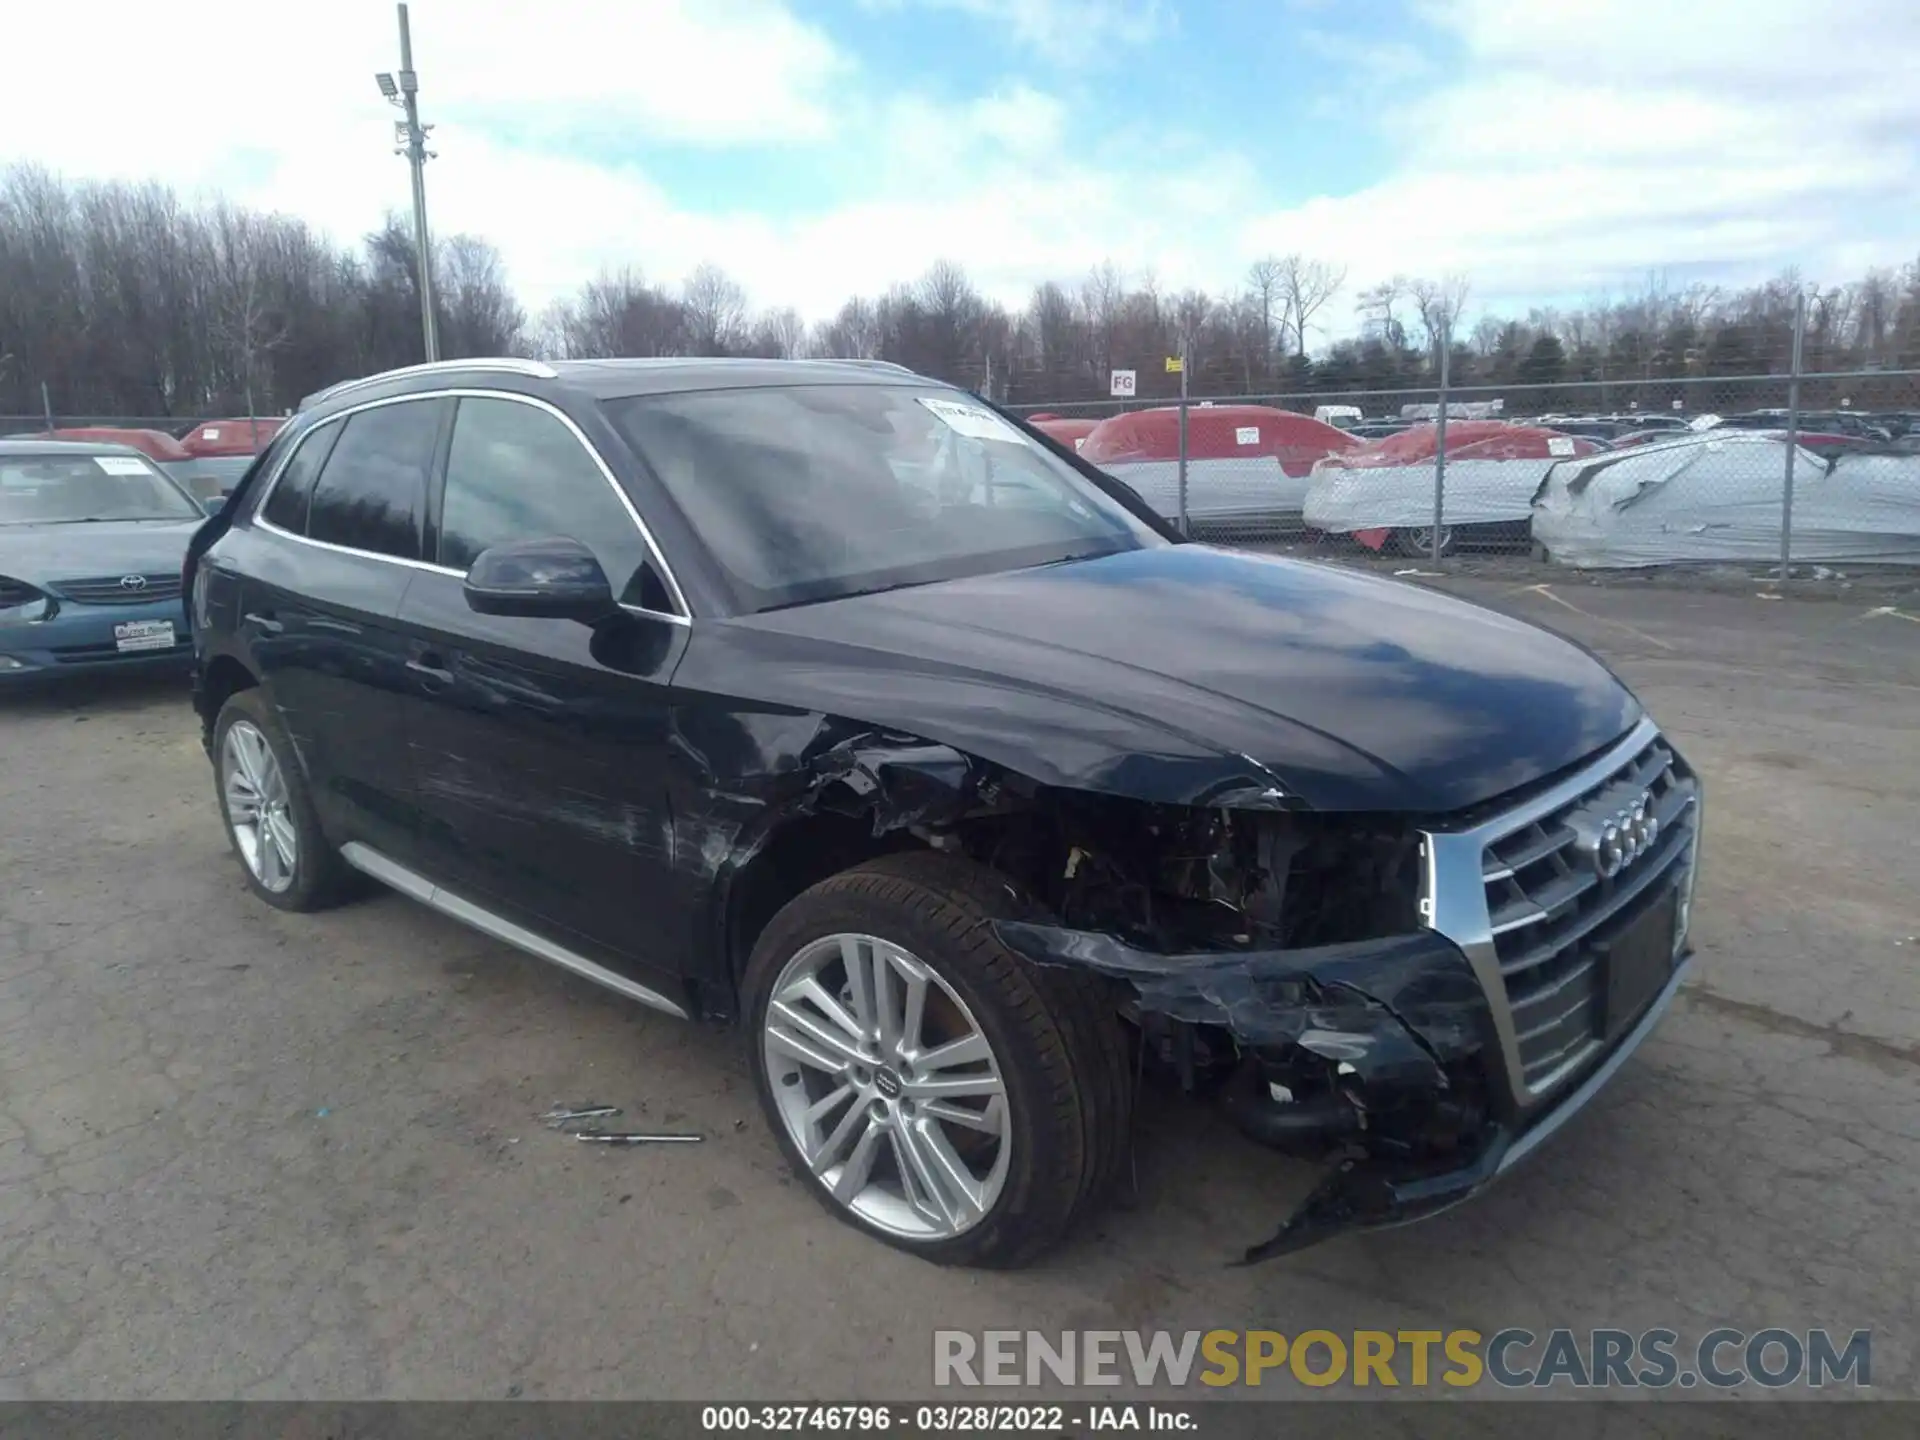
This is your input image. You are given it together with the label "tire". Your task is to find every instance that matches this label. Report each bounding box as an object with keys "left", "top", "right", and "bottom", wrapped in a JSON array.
[
  {"left": 212, "top": 688, "right": 355, "bottom": 912},
  {"left": 744, "top": 850, "right": 1131, "bottom": 1268},
  {"left": 1391, "top": 524, "right": 1454, "bottom": 558}
]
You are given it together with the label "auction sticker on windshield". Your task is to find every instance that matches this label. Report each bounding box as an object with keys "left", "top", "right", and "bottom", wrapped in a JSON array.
[
  {"left": 918, "top": 397, "right": 1031, "bottom": 446},
  {"left": 114, "top": 619, "right": 174, "bottom": 653},
  {"left": 95, "top": 456, "right": 153, "bottom": 476}
]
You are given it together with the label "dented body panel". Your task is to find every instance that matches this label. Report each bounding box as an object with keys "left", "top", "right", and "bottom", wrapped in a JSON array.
[
  {"left": 687, "top": 546, "right": 1641, "bottom": 814},
  {"left": 189, "top": 360, "right": 1694, "bottom": 1264}
]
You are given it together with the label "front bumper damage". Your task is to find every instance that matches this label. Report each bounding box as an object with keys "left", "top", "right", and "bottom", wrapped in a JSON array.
[{"left": 994, "top": 919, "right": 1692, "bottom": 1264}]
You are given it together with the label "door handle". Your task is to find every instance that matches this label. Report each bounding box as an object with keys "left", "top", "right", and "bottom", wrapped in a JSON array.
[
  {"left": 243, "top": 611, "right": 284, "bottom": 635},
  {"left": 407, "top": 654, "right": 454, "bottom": 687}
]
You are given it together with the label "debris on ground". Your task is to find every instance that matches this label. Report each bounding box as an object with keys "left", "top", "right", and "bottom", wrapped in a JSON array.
[
  {"left": 574, "top": 1131, "right": 704, "bottom": 1146},
  {"left": 540, "top": 1103, "right": 621, "bottom": 1129}
]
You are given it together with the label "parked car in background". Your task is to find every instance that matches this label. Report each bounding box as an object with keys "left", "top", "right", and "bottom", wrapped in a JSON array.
[
  {"left": 1027, "top": 416, "right": 1098, "bottom": 451},
  {"left": 0, "top": 439, "right": 206, "bottom": 682},
  {"left": 1532, "top": 430, "right": 1920, "bottom": 567},
  {"left": 186, "top": 356, "right": 1701, "bottom": 1268},
  {"left": 176, "top": 417, "right": 285, "bottom": 500},
  {"left": 1077, "top": 404, "right": 1364, "bottom": 537},
  {"left": 1303, "top": 422, "right": 1601, "bottom": 555}
]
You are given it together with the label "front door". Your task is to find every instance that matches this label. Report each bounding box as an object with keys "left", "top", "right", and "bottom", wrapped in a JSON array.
[{"left": 394, "top": 393, "right": 688, "bottom": 985}]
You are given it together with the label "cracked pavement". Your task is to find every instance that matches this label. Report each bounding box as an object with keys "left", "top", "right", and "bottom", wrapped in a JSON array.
[{"left": 0, "top": 578, "right": 1914, "bottom": 1400}]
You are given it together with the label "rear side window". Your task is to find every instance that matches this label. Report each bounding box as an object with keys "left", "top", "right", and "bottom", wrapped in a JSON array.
[
  {"left": 438, "top": 396, "right": 662, "bottom": 606},
  {"left": 259, "top": 421, "right": 342, "bottom": 534},
  {"left": 306, "top": 399, "right": 449, "bottom": 560}
]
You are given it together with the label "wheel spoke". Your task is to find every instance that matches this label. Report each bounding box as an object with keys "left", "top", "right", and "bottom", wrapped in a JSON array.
[
  {"left": 908, "top": 1069, "right": 1003, "bottom": 1100},
  {"left": 766, "top": 1022, "right": 854, "bottom": 1079},
  {"left": 921, "top": 1095, "right": 1004, "bottom": 1135},
  {"left": 897, "top": 1118, "right": 981, "bottom": 1228},
  {"left": 256, "top": 820, "right": 284, "bottom": 887},
  {"left": 914, "top": 1031, "right": 991, "bottom": 1074},
  {"left": 828, "top": 1116, "right": 885, "bottom": 1202},
  {"left": 810, "top": 1091, "right": 870, "bottom": 1174},
  {"left": 803, "top": 1082, "right": 856, "bottom": 1127},
  {"left": 839, "top": 935, "right": 876, "bottom": 1039},
  {"left": 266, "top": 812, "right": 298, "bottom": 872},
  {"left": 784, "top": 976, "right": 864, "bottom": 1052},
  {"left": 769, "top": 999, "right": 869, "bottom": 1070},
  {"left": 873, "top": 945, "right": 901, "bottom": 1051},
  {"left": 898, "top": 963, "right": 929, "bottom": 1058}
]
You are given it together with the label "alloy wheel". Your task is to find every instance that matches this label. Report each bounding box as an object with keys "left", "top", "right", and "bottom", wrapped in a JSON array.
[
  {"left": 221, "top": 720, "right": 297, "bottom": 893},
  {"left": 762, "top": 932, "right": 1011, "bottom": 1241}
]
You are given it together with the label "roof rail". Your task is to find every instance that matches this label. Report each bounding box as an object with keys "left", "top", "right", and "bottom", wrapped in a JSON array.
[
  {"left": 298, "top": 357, "right": 559, "bottom": 411},
  {"left": 818, "top": 358, "right": 917, "bottom": 376}
]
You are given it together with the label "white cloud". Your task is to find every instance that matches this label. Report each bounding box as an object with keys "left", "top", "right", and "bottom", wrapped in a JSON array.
[
  {"left": 860, "top": 0, "right": 1172, "bottom": 62},
  {"left": 1242, "top": 0, "right": 1920, "bottom": 325},
  {"left": 0, "top": 0, "right": 1914, "bottom": 335}
]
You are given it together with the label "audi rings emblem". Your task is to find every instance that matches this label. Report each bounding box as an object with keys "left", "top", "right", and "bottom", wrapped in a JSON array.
[
  {"left": 1584, "top": 791, "right": 1659, "bottom": 878},
  {"left": 119, "top": 574, "right": 149, "bottom": 591}
]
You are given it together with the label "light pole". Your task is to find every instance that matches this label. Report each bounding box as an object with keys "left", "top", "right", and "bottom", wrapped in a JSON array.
[{"left": 377, "top": 3, "right": 439, "bottom": 362}]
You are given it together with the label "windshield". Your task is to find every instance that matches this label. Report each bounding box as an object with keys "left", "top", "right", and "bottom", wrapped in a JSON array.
[
  {"left": 604, "top": 384, "right": 1166, "bottom": 612},
  {"left": 0, "top": 453, "right": 201, "bottom": 525}
]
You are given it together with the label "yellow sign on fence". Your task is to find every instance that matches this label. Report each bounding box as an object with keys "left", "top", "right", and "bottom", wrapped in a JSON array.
[{"left": 1165, "top": 356, "right": 1184, "bottom": 373}]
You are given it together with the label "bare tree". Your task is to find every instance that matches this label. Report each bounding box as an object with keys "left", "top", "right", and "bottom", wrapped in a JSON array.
[
  {"left": 681, "top": 263, "right": 748, "bottom": 354},
  {"left": 438, "top": 234, "right": 526, "bottom": 358},
  {"left": 812, "top": 295, "right": 881, "bottom": 359},
  {"left": 1355, "top": 276, "right": 1409, "bottom": 349},
  {"left": 1409, "top": 273, "right": 1472, "bottom": 353},
  {"left": 1277, "top": 254, "right": 1346, "bottom": 356},
  {"left": 1244, "top": 255, "right": 1285, "bottom": 370}
]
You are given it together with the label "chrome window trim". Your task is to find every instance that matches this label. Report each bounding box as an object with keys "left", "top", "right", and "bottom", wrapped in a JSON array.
[
  {"left": 250, "top": 386, "right": 691, "bottom": 625},
  {"left": 299, "top": 357, "right": 559, "bottom": 411},
  {"left": 1417, "top": 715, "right": 1699, "bottom": 1108}
]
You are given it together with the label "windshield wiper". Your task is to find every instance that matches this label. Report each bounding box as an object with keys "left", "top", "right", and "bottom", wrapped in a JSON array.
[{"left": 760, "top": 577, "right": 939, "bottom": 612}]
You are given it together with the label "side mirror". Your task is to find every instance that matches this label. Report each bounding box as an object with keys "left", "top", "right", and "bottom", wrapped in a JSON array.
[
  {"left": 463, "top": 536, "right": 617, "bottom": 624},
  {"left": 201, "top": 493, "right": 228, "bottom": 517}
]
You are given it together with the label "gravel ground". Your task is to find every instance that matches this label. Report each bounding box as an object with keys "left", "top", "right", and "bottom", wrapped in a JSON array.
[{"left": 1, "top": 576, "right": 1915, "bottom": 1401}]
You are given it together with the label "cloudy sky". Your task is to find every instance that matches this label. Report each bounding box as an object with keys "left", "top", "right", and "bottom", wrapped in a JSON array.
[{"left": 3, "top": 0, "right": 1915, "bottom": 334}]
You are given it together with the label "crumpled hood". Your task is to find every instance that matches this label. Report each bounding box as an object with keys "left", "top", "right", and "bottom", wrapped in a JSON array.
[
  {"left": 680, "top": 545, "right": 1641, "bottom": 814},
  {"left": 0, "top": 519, "right": 200, "bottom": 584}
]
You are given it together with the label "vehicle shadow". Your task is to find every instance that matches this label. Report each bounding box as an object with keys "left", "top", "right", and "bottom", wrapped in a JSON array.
[{"left": 0, "top": 668, "right": 193, "bottom": 718}]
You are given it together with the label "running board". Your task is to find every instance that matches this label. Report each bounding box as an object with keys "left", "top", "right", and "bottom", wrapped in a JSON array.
[{"left": 339, "top": 842, "right": 690, "bottom": 1020}]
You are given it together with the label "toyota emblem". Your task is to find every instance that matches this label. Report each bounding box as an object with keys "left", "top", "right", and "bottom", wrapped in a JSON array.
[
  {"left": 1573, "top": 789, "right": 1660, "bottom": 878},
  {"left": 119, "top": 574, "right": 149, "bottom": 592}
]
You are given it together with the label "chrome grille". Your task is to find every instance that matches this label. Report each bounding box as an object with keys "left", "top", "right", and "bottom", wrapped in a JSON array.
[
  {"left": 48, "top": 573, "right": 184, "bottom": 605},
  {"left": 1482, "top": 737, "right": 1698, "bottom": 1096},
  {"left": 1419, "top": 716, "right": 1702, "bottom": 1110}
]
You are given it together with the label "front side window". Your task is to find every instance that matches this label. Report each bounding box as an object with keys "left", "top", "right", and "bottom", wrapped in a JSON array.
[
  {"left": 438, "top": 397, "right": 659, "bottom": 605},
  {"left": 0, "top": 452, "right": 201, "bottom": 525},
  {"left": 604, "top": 385, "right": 1164, "bottom": 612},
  {"left": 305, "top": 399, "right": 447, "bottom": 560}
]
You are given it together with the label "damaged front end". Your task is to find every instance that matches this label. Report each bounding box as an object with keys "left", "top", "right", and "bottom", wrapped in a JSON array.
[
  {"left": 808, "top": 751, "right": 1518, "bottom": 1263},
  {"left": 991, "top": 920, "right": 1504, "bottom": 1263}
]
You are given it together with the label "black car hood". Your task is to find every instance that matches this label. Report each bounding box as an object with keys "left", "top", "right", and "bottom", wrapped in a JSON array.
[{"left": 678, "top": 546, "right": 1640, "bottom": 814}]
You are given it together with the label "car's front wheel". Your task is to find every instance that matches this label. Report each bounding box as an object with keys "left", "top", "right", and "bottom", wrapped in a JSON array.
[
  {"left": 744, "top": 851, "right": 1130, "bottom": 1268},
  {"left": 213, "top": 689, "right": 353, "bottom": 912}
]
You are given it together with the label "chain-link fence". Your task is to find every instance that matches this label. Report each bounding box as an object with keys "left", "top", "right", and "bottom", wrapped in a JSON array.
[{"left": 1010, "top": 358, "right": 1920, "bottom": 578}]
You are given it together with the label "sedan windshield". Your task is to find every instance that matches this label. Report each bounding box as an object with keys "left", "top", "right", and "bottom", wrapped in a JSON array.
[
  {"left": 0, "top": 453, "right": 201, "bottom": 524},
  {"left": 604, "top": 385, "right": 1166, "bottom": 611}
]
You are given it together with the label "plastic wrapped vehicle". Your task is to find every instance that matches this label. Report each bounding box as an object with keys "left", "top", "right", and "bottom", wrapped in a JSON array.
[
  {"left": 1079, "top": 405, "right": 1364, "bottom": 537},
  {"left": 1302, "top": 422, "right": 1600, "bottom": 555},
  {"left": 1531, "top": 431, "right": 1920, "bottom": 567}
]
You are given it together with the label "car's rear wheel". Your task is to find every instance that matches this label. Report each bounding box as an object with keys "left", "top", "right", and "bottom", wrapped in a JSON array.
[
  {"left": 744, "top": 851, "right": 1130, "bottom": 1268},
  {"left": 213, "top": 689, "right": 353, "bottom": 912},
  {"left": 1391, "top": 524, "right": 1455, "bottom": 557}
]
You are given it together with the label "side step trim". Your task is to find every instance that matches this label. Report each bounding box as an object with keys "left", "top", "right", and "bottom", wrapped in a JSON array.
[{"left": 340, "top": 841, "right": 691, "bottom": 1020}]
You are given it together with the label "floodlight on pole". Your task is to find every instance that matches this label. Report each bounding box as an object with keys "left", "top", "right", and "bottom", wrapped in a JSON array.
[{"left": 382, "top": 3, "right": 439, "bottom": 362}]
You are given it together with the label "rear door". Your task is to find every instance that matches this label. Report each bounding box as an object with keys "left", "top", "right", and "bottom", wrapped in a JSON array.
[
  {"left": 393, "top": 392, "right": 688, "bottom": 983},
  {"left": 235, "top": 396, "right": 452, "bottom": 862}
]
